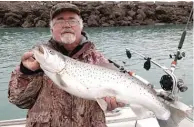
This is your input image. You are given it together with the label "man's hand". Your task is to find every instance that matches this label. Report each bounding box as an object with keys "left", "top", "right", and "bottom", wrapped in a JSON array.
[
  {"left": 21, "top": 51, "right": 40, "bottom": 71},
  {"left": 103, "top": 97, "right": 125, "bottom": 111}
]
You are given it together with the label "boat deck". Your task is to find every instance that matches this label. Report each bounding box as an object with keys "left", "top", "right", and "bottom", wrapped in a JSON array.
[{"left": 0, "top": 107, "right": 193, "bottom": 127}]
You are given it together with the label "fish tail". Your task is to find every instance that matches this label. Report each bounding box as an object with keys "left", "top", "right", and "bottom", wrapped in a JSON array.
[{"left": 158, "top": 104, "right": 193, "bottom": 127}]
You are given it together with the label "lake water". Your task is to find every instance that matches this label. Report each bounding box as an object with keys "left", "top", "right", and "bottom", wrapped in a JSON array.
[{"left": 0, "top": 24, "right": 193, "bottom": 120}]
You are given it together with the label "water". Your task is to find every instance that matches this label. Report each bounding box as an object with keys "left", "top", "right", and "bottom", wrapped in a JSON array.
[{"left": 0, "top": 25, "right": 193, "bottom": 120}]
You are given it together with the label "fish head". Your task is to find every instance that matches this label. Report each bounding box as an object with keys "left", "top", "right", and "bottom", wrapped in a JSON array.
[{"left": 32, "top": 45, "right": 67, "bottom": 73}]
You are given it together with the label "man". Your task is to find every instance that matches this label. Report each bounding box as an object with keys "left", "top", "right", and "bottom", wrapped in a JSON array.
[{"left": 8, "top": 3, "right": 124, "bottom": 127}]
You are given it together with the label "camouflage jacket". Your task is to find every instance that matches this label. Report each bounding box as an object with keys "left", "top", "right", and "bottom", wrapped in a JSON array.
[{"left": 8, "top": 37, "right": 109, "bottom": 127}]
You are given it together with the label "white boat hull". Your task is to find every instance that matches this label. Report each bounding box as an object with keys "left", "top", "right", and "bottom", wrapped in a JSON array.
[{"left": 0, "top": 106, "right": 193, "bottom": 127}]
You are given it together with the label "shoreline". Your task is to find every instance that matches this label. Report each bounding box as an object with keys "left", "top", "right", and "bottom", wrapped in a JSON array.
[{"left": 0, "top": 1, "right": 193, "bottom": 28}]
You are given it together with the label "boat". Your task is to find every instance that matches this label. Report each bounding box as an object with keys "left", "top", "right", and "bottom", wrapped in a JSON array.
[{"left": 0, "top": 96, "right": 193, "bottom": 127}]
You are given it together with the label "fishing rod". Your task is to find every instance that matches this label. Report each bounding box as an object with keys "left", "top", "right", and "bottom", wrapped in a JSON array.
[
  {"left": 108, "top": 59, "right": 153, "bottom": 89},
  {"left": 124, "top": 9, "right": 193, "bottom": 100}
]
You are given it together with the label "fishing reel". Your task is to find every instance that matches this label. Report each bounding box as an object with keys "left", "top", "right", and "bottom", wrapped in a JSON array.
[
  {"left": 177, "top": 79, "right": 188, "bottom": 92},
  {"left": 160, "top": 75, "right": 173, "bottom": 91},
  {"left": 169, "top": 51, "right": 185, "bottom": 60},
  {"left": 160, "top": 75, "right": 188, "bottom": 92}
]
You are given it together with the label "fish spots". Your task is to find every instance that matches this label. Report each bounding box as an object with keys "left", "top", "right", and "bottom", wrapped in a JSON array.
[
  {"left": 65, "top": 58, "right": 168, "bottom": 112},
  {"left": 67, "top": 61, "right": 128, "bottom": 88}
]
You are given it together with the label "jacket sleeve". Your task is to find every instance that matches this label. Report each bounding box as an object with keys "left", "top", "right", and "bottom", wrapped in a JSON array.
[
  {"left": 90, "top": 102, "right": 107, "bottom": 127},
  {"left": 8, "top": 64, "right": 43, "bottom": 109},
  {"left": 85, "top": 48, "right": 119, "bottom": 71},
  {"left": 86, "top": 48, "right": 109, "bottom": 65}
]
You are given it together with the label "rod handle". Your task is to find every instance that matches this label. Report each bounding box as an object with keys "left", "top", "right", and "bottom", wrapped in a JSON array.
[{"left": 178, "top": 31, "right": 186, "bottom": 49}]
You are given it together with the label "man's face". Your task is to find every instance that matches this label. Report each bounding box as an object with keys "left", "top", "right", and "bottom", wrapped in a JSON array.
[{"left": 51, "top": 11, "right": 82, "bottom": 45}]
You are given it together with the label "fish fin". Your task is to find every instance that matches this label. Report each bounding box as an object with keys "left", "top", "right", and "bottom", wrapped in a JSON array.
[
  {"left": 157, "top": 107, "right": 186, "bottom": 127},
  {"left": 158, "top": 101, "right": 193, "bottom": 127},
  {"left": 56, "top": 73, "right": 68, "bottom": 87},
  {"left": 96, "top": 98, "right": 108, "bottom": 112}
]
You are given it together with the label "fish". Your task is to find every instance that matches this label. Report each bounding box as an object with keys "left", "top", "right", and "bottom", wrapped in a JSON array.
[{"left": 32, "top": 44, "right": 171, "bottom": 120}]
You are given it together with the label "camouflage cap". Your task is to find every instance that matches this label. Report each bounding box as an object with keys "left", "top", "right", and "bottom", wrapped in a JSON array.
[{"left": 50, "top": 3, "right": 80, "bottom": 19}]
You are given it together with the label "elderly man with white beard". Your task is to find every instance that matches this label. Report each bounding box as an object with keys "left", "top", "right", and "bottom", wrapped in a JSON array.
[{"left": 8, "top": 3, "right": 124, "bottom": 127}]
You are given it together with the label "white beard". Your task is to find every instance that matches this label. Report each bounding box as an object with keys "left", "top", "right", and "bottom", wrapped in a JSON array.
[{"left": 60, "top": 33, "right": 76, "bottom": 44}]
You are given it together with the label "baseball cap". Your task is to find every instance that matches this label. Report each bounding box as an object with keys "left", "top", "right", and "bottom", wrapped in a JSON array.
[{"left": 50, "top": 3, "right": 80, "bottom": 19}]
